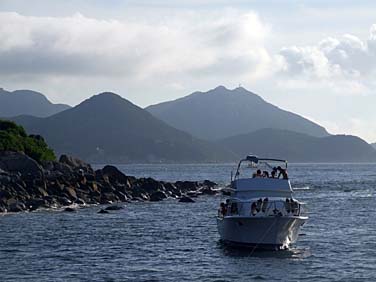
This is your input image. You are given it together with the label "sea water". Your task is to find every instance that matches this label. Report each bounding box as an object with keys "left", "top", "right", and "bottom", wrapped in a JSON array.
[{"left": 1, "top": 163, "right": 376, "bottom": 281}]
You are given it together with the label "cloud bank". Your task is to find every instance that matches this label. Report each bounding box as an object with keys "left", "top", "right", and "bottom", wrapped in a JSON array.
[
  {"left": 0, "top": 11, "right": 273, "bottom": 80},
  {"left": 278, "top": 25, "right": 376, "bottom": 95}
]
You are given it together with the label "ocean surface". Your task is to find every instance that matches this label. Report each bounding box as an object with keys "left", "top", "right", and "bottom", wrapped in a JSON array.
[{"left": 1, "top": 163, "right": 376, "bottom": 281}]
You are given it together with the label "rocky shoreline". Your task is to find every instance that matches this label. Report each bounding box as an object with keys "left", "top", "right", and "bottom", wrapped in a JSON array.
[{"left": 0, "top": 151, "right": 219, "bottom": 213}]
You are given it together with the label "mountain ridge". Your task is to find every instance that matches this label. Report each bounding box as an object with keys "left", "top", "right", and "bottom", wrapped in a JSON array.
[
  {"left": 0, "top": 88, "right": 71, "bottom": 117},
  {"left": 146, "top": 86, "right": 329, "bottom": 140},
  {"left": 11, "top": 92, "right": 235, "bottom": 163},
  {"left": 218, "top": 128, "right": 376, "bottom": 162}
]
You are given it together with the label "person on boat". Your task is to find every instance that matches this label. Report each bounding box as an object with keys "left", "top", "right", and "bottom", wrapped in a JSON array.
[
  {"left": 253, "top": 169, "right": 262, "bottom": 178},
  {"left": 250, "top": 202, "right": 257, "bottom": 216},
  {"left": 285, "top": 198, "right": 291, "bottom": 213},
  {"left": 277, "top": 166, "right": 288, "bottom": 179},
  {"left": 262, "top": 198, "right": 269, "bottom": 213},
  {"left": 262, "top": 171, "right": 269, "bottom": 178},
  {"left": 256, "top": 198, "right": 262, "bottom": 212},
  {"left": 290, "top": 198, "right": 299, "bottom": 215},
  {"left": 270, "top": 170, "right": 276, "bottom": 178},
  {"left": 225, "top": 199, "right": 230, "bottom": 215},
  {"left": 219, "top": 202, "right": 227, "bottom": 217},
  {"left": 272, "top": 167, "right": 278, "bottom": 175},
  {"left": 231, "top": 202, "right": 238, "bottom": 215}
]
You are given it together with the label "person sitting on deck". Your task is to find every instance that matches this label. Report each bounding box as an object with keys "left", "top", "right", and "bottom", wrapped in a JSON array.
[
  {"left": 250, "top": 202, "right": 257, "bottom": 216},
  {"left": 231, "top": 202, "right": 238, "bottom": 215},
  {"left": 253, "top": 169, "right": 263, "bottom": 178},
  {"left": 285, "top": 198, "right": 291, "bottom": 213},
  {"left": 277, "top": 166, "right": 288, "bottom": 179},
  {"left": 225, "top": 199, "right": 230, "bottom": 215},
  {"left": 219, "top": 202, "right": 227, "bottom": 217},
  {"left": 262, "top": 171, "right": 269, "bottom": 178},
  {"left": 256, "top": 198, "right": 262, "bottom": 212},
  {"left": 270, "top": 170, "right": 276, "bottom": 178},
  {"left": 262, "top": 198, "right": 269, "bottom": 213},
  {"left": 290, "top": 198, "right": 299, "bottom": 216}
]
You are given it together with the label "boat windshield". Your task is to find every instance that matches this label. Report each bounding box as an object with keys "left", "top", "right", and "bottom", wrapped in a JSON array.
[{"left": 232, "top": 155, "right": 288, "bottom": 181}]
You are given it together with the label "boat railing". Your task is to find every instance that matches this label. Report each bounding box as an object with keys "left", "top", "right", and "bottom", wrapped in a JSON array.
[{"left": 218, "top": 199, "right": 306, "bottom": 218}]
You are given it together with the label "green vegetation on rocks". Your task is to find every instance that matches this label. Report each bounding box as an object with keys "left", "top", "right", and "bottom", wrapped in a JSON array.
[{"left": 0, "top": 119, "right": 56, "bottom": 162}]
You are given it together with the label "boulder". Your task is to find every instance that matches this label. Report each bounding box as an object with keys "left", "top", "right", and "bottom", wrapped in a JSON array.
[
  {"left": 63, "top": 187, "right": 77, "bottom": 200},
  {"left": 56, "top": 196, "right": 73, "bottom": 206},
  {"left": 97, "top": 209, "right": 109, "bottom": 214},
  {"left": 149, "top": 191, "right": 167, "bottom": 202},
  {"left": 59, "top": 155, "right": 93, "bottom": 173},
  {"left": 0, "top": 151, "right": 43, "bottom": 177},
  {"left": 8, "top": 201, "right": 26, "bottom": 212},
  {"left": 64, "top": 207, "right": 76, "bottom": 212},
  {"left": 75, "top": 198, "right": 86, "bottom": 205},
  {"left": 175, "top": 181, "right": 198, "bottom": 192},
  {"left": 199, "top": 187, "right": 217, "bottom": 195},
  {"left": 101, "top": 165, "right": 129, "bottom": 184},
  {"left": 187, "top": 191, "right": 200, "bottom": 198},
  {"left": 202, "top": 180, "right": 217, "bottom": 187},
  {"left": 26, "top": 198, "right": 48, "bottom": 211},
  {"left": 179, "top": 196, "right": 195, "bottom": 203}
]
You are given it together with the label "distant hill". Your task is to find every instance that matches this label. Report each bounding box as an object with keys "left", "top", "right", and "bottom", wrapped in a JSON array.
[
  {"left": 146, "top": 86, "right": 329, "bottom": 140},
  {"left": 12, "top": 92, "right": 235, "bottom": 163},
  {"left": 0, "top": 88, "right": 70, "bottom": 117},
  {"left": 218, "top": 128, "right": 376, "bottom": 162},
  {"left": 372, "top": 143, "right": 376, "bottom": 150}
]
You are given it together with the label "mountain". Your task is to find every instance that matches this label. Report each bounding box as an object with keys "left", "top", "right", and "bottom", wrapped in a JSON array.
[
  {"left": 12, "top": 92, "right": 235, "bottom": 163},
  {"left": 0, "top": 88, "right": 71, "bottom": 117},
  {"left": 218, "top": 128, "right": 376, "bottom": 162},
  {"left": 146, "top": 86, "right": 329, "bottom": 140},
  {"left": 372, "top": 143, "right": 376, "bottom": 150}
]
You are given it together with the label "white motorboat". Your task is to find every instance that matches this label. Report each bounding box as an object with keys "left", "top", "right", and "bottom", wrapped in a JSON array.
[{"left": 217, "top": 155, "right": 308, "bottom": 250}]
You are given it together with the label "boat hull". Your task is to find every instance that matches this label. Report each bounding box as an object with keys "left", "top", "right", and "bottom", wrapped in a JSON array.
[{"left": 217, "top": 216, "right": 307, "bottom": 249}]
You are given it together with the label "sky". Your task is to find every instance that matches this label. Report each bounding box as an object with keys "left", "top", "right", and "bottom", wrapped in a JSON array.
[{"left": 0, "top": 0, "right": 376, "bottom": 142}]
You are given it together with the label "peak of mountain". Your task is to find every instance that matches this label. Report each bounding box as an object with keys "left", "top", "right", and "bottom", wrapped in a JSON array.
[
  {"left": 146, "top": 86, "right": 329, "bottom": 140},
  {"left": 12, "top": 92, "right": 235, "bottom": 163},
  {"left": 218, "top": 128, "right": 376, "bottom": 162},
  {"left": 0, "top": 88, "right": 71, "bottom": 118}
]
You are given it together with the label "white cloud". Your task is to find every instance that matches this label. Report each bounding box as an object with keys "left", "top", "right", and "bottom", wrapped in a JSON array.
[
  {"left": 277, "top": 24, "right": 376, "bottom": 96},
  {"left": 0, "top": 11, "right": 272, "bottom": 81}
]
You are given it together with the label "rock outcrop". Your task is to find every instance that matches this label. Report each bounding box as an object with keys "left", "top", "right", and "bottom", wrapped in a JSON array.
[{"left": 0, "top": 152, "right": 218, "bottom": 213}]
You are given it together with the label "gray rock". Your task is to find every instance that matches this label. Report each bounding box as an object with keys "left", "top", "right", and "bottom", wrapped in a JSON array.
[
  {"left": 150, "top": 191, "right": 167, "bottom": 202},
  {"left": 8, "top": 201, "right": 26, "bottom": 212},
  {"left": 26, "top": 198, "right": 48, "bottom": 211},
  {"left": 179, "top": 196, "right": 195, "bottom": 203},
  {"left": 75, "top": 198, "right": 86, "bottom": 205},
  {"left": 64, "top": 207, "right": 76, "bottom": 212},
  {"left": 63, "top": 187, "right": 77, "bottom": 200},
  {"left": 59, "top": 155, "right": 93, "bottom": 173},
  {"left": 202, "top": 180, "right": 217, "bottom": 187},
  {"left": 56, "top": 196, "right": 72, "bottom": 206},
  {"left": 0, "top": 151, "right": 43, "bottom": 177},
  {"left": 199, "top": 187, "right": 217, "bottom": 195},
  {"left": 97, "top": 209, "right": 109, "bottom": 214},
  {"left": 101, "top": 165, "right": 129, "bottom": 184}
]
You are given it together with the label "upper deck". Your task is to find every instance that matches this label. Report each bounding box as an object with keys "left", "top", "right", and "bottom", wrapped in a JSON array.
[
  {"left": 229, "top": 155, "right": 292, "bottom": 199},
  {"left": 232, "top": 178, "right": 293, "bottom": 199}
]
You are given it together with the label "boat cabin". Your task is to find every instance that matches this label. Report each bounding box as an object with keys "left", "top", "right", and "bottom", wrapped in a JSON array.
[{"left": 217, "top": 155, "right": 306, "bottom": 218}]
